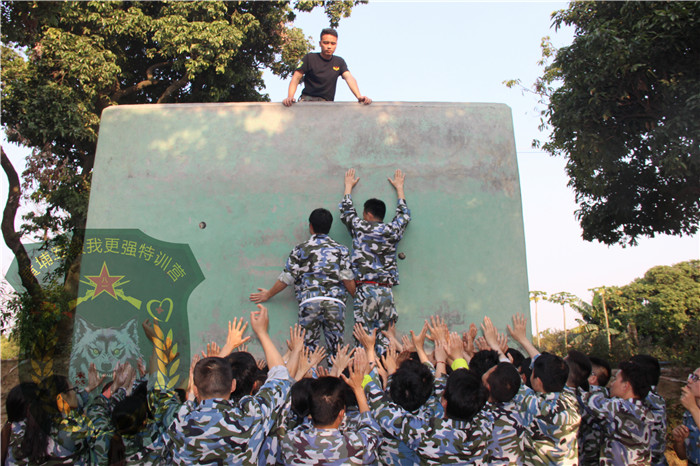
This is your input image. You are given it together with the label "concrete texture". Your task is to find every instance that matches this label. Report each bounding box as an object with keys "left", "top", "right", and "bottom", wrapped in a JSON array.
[{"left": 86, "top": 102, "right": 529, "bottom": 354}]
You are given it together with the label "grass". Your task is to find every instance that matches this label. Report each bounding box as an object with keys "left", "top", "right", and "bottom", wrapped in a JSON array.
[{"left": 0, "top": 335, "right": 20, "bottom": 359}]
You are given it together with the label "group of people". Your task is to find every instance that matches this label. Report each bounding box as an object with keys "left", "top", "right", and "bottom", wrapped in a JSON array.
[{"left": 2, "top": 309, "right": 700, "bottom": 465}]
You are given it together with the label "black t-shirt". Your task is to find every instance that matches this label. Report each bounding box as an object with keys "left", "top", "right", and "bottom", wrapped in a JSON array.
[{"left": 298, "top": 53, "right": 349, "bottom": 101}]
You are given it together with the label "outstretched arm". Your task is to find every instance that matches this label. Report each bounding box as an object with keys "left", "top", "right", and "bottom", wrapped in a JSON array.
[
  {"left": 507, "top": 313, "right": 540, "bottom": 358},
  {"left": 251, "top": 304, "right": 284, "bottom": 368},
  {"left": 344, "top": 168, "right": 360, "bottom": 196},
  {"left": 388, "top": 169, "right": 405, "bottom": 200},
  {"left": 283, "top": 70, "right": 304, "bottom": 106},
  {"left": 250, "top": 280, "right": 287, "bottom": 303},
  {"left": 341, "top": 71, "right": 371, "bottom": 105}
]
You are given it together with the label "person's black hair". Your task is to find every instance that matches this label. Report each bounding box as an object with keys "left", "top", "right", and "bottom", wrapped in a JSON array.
[
  {"left": 193, "top": 357, "right": 233, "bottom": 399},
  {"left": 443, "top": 369, "right": 487, "bottom": 422},
  {"left": 389, "top": 359, "right": 434, "bottom": 412},
  {"left": 532, "top": 352, "right": 569, "bottom": 393},
  {"left": 6, "top": 382, "right": 37, "bottom": 423},
  {"left": 519, "top": 357, "right": 532, "bottom": 388},
  {"left": 20, "top": 375, "right": 70, "bottom": 463},
  {"left": 618, "top": 361, "right": 651, "bottom": 399},
  {"left": 109, "top": 391, "right": 150, "bottom": 466},
  {"left": 320, "top": 28, "right": 338, "bottom": 39},
  {"left": 363, "top": 198, "right": 386, "bottom": 221},
  {"left": 566, "top": 350, "right": 592, "bottom": 390},
  {"left": 310, "top": 377, "right": 345, "bottom": 427},
  {"left": 309, "top": 208, "right": 333, "bottom": 235},
  {"left": 469, "top": 350, "right": 500, "bottom": 377},
  {"left": 225, "top": 351, "right": 258, "bottom": 401},
  {"left": 291, "top": 378, "right": 314, "bottom": 420},
  {"left": 506, "top": 348, "right": 525, "bottom": 368},
  {"left": 252, "top": 367, "right": 268, "bottom": 395},
  {"left": 629, "top": 354, "right": 661, "bottom": 387},
  {"left": 486, "top": 363, "right": 521, "bottom": 403},
  {"left": 589, "top": 356, "right": 612, "bottom": 387}
]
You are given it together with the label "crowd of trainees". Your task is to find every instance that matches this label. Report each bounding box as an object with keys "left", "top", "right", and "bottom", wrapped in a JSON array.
[{"left": 2, "top": 309, "right": 700, "bottom": 466}]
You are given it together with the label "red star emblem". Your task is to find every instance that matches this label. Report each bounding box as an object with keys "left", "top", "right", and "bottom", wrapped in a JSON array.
[{"left": 86, "top": 262, "right": 124, "bottom": 299}]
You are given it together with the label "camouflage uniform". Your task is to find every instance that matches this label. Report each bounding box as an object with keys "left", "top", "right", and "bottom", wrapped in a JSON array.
[
  {"left": 364, "top": 367, "right": 442, "bottom": 465},
  {"left": 7, "top": 390, "right": 116, "bottom": 466},
  {"left": 480, "top": 400, "right": 527, "bottom": 465},
  {"left": 120, "top": 387, "right": 182, "bottom": 465},
  {"left": 166, "top": 365, "right": 292, "bottom": 465},
  {"left": 577, "top": 385, "right": 608, "bottom": 466},
  {"left": 579, "top": 388, "right": 653, "bottom": 466},
  {"left": 280, "top": 410, "right": 381, "bottom": 465},
  {"left": 646, "top": 386, "right": 668, "bottom": 466},
  {"left": 682, "top": 409, "right": 700, "bottom": 466},
  {"left": 279, "top": 233, "right": 353, "bottom": 358},
  {"left": 514, "top": 384, "right": 581, "bottom": 465},
  {"left": 339, "top": 194, "right": 410, "bottom": 354}
]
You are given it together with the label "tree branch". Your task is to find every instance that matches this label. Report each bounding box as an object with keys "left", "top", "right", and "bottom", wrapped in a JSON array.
[
  {"left": 1, "top": 146, "right": 41, "bottom": 296},
  {"left": 157, "top": 74, "right": 190, "bottom": 104},
  {"left": 110, "top": 61, "right": 173, "bottom": 102}
]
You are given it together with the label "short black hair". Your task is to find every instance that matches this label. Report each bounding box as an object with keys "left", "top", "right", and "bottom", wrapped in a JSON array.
[
  {"left": 532, "top": 352, "right": 569, "bottom": 393},
  {"left": 193, "top": 357, "right": 233, "bottom": 399},
  {"left": 363, "top": 198, "right": 386, "bottom": 221},
  {"left": 486, "top": 363, "right": 521, "bottom": 402},
  {"left": 589, "top": 356, "right": 612, "bottom": 387},
  {"left": 519, "top": 357, "right": 533, "bottom": 388},
  {"left": 469, "top": 350, "right": 500, "bottom": 378},
  {"left": 566, "top": 350, "right": 592, "bottom": 390},
  {"left": 291, "top": 378, "right": 314, "bottom": 419},
  {"left": 618, "top": 361, "right": 651, "bottom": 399},
  {"left": 226, "top": 351, "right": 259, "bottom": 401},
  {"left": 506, "top": 348, "right": 525, "bottom": 368},
  {"left": 310, "top": 377, "right": 345, "bottom": 426},
  {"left": 309, "top": 208, "right": 333, "bottom": 234},
  {"left": 390, "top": 359, "right": 434, "bottom": 412},
  {"left": 444, "top": 369, "right": 487, "bottom": 422},
  {"left": 629, "top": 354, "right": 661, "bottom": 387},
  {"left": 320, "top": 28, "right": 338, "bottom": 39}
]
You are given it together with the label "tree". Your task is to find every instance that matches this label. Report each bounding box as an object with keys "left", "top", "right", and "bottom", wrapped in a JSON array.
[
  {"left": 529, "top": 290, "right": 547, "bottom": 347},
  {"left": 520, "top": 2, "right": 700, "bottom": 245},
  {"left": 1, "top": 1, "right": 363, "bottom": 362},
  {"left": 577, "top": 261, "right": 700, "bottom": 365},
  {"left": 548, "top": 291, "right": 578, "bottom": 350}
]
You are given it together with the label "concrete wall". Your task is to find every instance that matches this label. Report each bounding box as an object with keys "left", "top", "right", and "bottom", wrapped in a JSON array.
[{"left": 86, "top": 102, "right": 529, "bottom": 354}]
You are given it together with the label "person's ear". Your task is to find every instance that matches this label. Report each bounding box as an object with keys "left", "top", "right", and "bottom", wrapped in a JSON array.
[{"left": 230, "top": 379, "right": 237, "bottom": 396}]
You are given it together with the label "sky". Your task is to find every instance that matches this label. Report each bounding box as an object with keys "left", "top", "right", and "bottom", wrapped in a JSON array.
[{"left": 2, "top": 2, "right": 698, "bottom": 333}]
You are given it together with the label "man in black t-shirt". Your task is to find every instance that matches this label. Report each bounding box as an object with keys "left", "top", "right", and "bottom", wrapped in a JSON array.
[{"left": 283, "top": 28, "right": 372, "bottom": 106}]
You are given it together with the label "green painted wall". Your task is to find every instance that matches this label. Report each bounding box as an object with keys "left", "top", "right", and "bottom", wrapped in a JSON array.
[{"left": 86, "top": 102, "right": 529, "bottom": 354}]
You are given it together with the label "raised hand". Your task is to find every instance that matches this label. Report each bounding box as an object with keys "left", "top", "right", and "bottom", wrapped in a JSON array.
[{"left": 330, "top": 344, "right": 354, "bottom": 377}]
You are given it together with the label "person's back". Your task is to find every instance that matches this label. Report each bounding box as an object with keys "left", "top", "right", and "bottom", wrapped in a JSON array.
[
  {"left": 580, "top": 361, "right": 654, "bottom": 465},
  {"left": 281, "top": 376, "right": 381, "bottom": 465}
]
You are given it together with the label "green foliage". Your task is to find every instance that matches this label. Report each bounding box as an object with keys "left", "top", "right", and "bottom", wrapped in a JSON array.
[
  {"left": 1, "top": 1, "right": 363, "bottom": 241},
  {"left": 576, "top": 260, "right": 700, "bottom": 365},
  {"left": 1, "top": 335, "right": 20, "bottom": 359},
  {"left": 532, "top": 2, "right": 700, "bottom": 245}
]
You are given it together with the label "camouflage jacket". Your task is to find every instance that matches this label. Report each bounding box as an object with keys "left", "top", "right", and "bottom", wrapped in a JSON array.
[
  {"left": 280, "top": 410, "right": 381, "bottom": 465},
  {"left": 7, "top": 389, "right": 118, "bottom": 466},
  {"left": 577, "top": 385, "right": 608, "bottom": 466},
  {"left": 646, "top": 387, "right": 668, "bottom": 466},
  {"left": 479, "top": 400, "right": 527, "bottom": 465},
  {"left": 339, "top": 195, "right": 410, "bottom": 286},
  {"left": 279, "top": 234, "right": 354, "bottom": 303},
  {"left": 121, "top": 388, "right": 182, "bottom": 465},
  {"left": 579, "top": 388, "right": 653, "bottom": 466},
  {"left": 514, "top": 384, "right": 581, "bottom": 465},
  {"left": 166, "top": 365, "right": 292, "bottom": 465},
  {"left": 682, "top": 409, "right": 700, "bottom": 465},
  {"left": 364, "top": 368, "right": 442, "bottom": 465}
]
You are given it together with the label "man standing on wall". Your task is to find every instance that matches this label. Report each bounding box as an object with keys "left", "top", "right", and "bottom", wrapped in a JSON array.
[
  {"left": 283, "top": 28, "right": 372, "bottom": 106},
  {"left": 340, "top": 168, "right": 410, "bottom": 355},
  {"left": 250, "top": 208, "right": 355, "bottom": 360}
]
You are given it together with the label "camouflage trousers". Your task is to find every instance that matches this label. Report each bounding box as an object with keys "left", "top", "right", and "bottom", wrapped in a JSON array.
[
  {"left": 353, "top": 284, "right": 397, "bottom": 356},
  {"left": 298, "top": 299, "right": 345, "bottom": 361}
]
